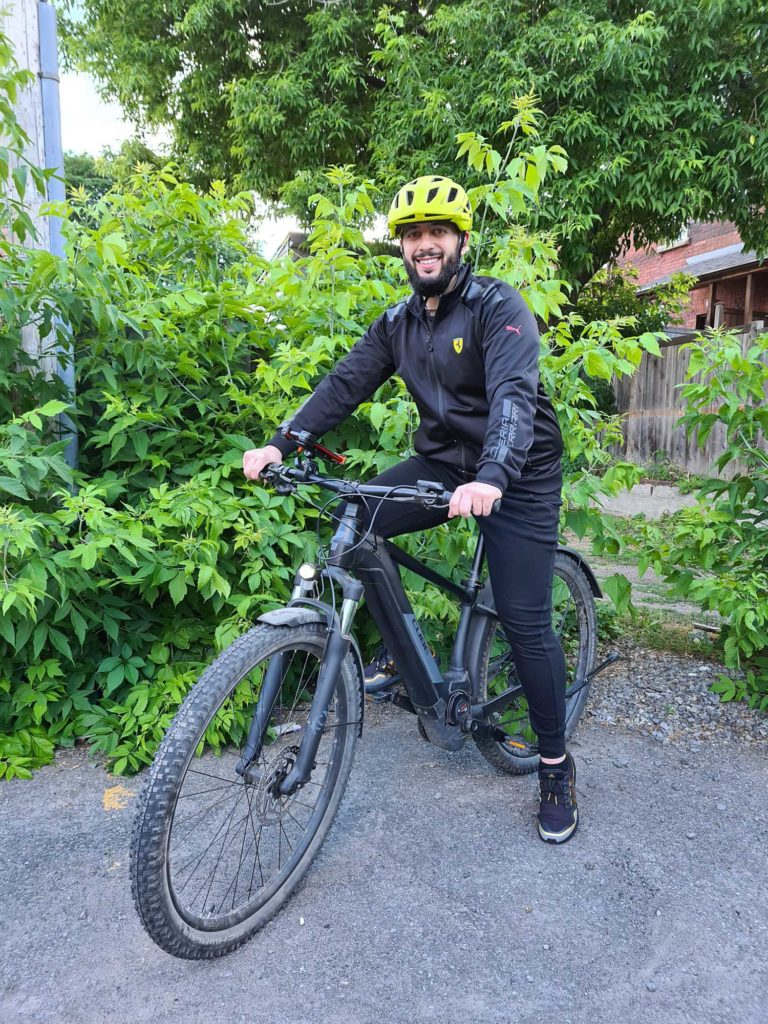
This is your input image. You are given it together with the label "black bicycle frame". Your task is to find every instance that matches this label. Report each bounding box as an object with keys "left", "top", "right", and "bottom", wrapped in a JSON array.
[
  {"left": 247, "top": 484, "right": 531, "bottom": 795},
  {"left": 327, "top": 498, "right": 488, "bottom": 717}
]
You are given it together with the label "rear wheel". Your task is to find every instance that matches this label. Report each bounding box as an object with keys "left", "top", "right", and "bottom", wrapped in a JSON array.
[
  {"left": 130, "top": 622, "right": 360, "bottom": 959},
  {"left": 468, "top": 552, "right": 597, "bottom": 775}
]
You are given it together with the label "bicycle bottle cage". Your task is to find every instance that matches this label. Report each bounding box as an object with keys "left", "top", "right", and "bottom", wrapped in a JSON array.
[{"left": 283, "top": 428, "right": 346, "bottom": 465}]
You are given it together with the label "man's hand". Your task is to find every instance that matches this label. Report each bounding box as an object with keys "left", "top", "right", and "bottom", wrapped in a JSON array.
[
  {"left": 243, "top": 445, "right": 283, "bottom": 480},
  {"left": 448, "top": 482, "right": 503, "bottom": 519}
]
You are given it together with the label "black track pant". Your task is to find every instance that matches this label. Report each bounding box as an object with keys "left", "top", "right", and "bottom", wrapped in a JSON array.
[{"left": 356, "top": 455, "right": 567, "bottom": 759}]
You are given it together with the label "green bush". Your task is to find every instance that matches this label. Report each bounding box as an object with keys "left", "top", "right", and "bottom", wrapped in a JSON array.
[
  {"left": 633, "top": 329, "right": 768, "bottom": 708},
  {"left": 0, "top": 89, "right": 663, "bottom": 777}
]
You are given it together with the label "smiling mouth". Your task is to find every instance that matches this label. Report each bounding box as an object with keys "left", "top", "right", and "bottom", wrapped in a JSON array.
[{"left": 414, "top": 254, "right": 442, "bottom": 272}]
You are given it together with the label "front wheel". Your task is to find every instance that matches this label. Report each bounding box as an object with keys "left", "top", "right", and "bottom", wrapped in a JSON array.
[
  {"left": 468, "top": 551, "right": 597, "bottom": 775},
  {"left": 130, "top": 622, "right": 360, "bottom": 959}
]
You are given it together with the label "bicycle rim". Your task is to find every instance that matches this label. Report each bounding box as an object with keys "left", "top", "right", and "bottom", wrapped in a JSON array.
[
  {"left": 131, "top": 624, "right": 359, "bottom": 957},
  {"left": 472, "top": 554, "right": 597, "bottom": 772}
]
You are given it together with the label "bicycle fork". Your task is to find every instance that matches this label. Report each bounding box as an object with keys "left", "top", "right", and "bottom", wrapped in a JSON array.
[{"left": 236, "top": 571, "right": 364, "bottom": 796}]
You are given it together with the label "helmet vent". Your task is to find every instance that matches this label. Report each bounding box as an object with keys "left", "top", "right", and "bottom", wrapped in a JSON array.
[
  {"left": 447, "top": 187, "right": 458, "bottom": 202},
  {"left": 426, "top": 187, "right": 439, "bottom": 203},
  {"left": 406, "top": 190, "right": 415, "bottom": 204}
]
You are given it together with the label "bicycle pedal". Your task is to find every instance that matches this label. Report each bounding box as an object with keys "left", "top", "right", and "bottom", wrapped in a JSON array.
[
  {"left": 364, "top": 672, "right": 402, "bottom": 695},
  {"left": 371, "top": 689, "right": 397, "bottom": 704}
]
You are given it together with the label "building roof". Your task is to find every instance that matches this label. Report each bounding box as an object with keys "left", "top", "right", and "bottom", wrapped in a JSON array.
[{"left": 637, "top": 246, "right": 764, "bottom": 294}]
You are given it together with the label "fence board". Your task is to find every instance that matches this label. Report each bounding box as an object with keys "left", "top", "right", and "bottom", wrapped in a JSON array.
[{"left": 614, "top": 324, "right": 767, "bottom": 477}]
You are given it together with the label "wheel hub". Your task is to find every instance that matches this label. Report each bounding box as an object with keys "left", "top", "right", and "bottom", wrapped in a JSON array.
[{"left": 251, "top": 745, "right": 300, "bottom": 824}]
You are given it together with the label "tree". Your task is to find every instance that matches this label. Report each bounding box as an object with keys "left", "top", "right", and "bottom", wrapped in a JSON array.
[
  {"left": 61, "top": 1, "right": 768, "bottom": 285},
  {"left": 64, "top": 139, "right": 162, "bottom": 201}
]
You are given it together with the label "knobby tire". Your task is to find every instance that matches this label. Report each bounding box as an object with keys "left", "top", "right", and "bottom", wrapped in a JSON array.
[
  {"left": 130, "top": 622, "right": 360, "bottom": 959},
  {"left": 469, "top": 552, "right": 597, "bottom": 775}
]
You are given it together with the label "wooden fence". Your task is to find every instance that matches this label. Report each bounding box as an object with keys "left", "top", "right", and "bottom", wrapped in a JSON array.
[{"left": 613, "top": 321, "right": 768, "bottom": 477}]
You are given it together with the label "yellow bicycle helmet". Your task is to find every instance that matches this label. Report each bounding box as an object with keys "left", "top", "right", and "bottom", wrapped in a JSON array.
[{"left": 387, "top": 175, "right": 472, "bottom": 237}]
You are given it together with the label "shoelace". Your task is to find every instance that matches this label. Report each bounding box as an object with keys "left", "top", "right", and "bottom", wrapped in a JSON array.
[{"left": 540, "top": 770, "right": 574, "bottom": 807}]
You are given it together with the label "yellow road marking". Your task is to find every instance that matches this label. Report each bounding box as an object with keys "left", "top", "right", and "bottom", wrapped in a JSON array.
[{"left": 102, "top": 785, "right": 134, "bottom": 811}]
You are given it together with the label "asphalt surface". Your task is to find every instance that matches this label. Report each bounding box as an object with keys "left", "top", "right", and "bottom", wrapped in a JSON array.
[{"left": 1, "top": 706, "right": 767, "bottom": 1024}]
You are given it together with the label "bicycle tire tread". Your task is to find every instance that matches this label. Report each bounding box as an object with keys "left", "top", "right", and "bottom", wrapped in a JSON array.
[{"left": 130, "top": 622, "right": 359, "bottom": 959}]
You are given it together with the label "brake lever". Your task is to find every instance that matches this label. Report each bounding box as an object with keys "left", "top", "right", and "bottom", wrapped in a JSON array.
[
  {"left": 261, "top": 463, "right": 295, "bottom": 494},
  {"left": 416, "top": 479, "right": 502, "bottom": 514}
]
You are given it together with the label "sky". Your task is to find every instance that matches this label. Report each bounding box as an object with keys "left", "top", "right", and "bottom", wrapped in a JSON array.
[{"left": 58, "top": 70, "right": 295, "bottom": 256}]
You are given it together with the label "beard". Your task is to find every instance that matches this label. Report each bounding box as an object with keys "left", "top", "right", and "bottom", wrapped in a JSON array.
[{"left": 403, "top": 237, "right": 464, "bottom": 298}]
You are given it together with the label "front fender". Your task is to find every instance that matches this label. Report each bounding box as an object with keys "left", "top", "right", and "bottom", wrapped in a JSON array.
[
  {"left": 257, "top": 603, "right": 365, "bottom": 736},
  {"left": 258, "top": 606, "right": 327, "bottom": 628}
]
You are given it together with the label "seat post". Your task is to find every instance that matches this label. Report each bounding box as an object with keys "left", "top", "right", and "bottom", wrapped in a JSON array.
[
  {"left": 445, "top": 532, "right": 487, "bottom": 682},
  {"left": 465, "top": 532, "right": 486, "bottom": 591}
]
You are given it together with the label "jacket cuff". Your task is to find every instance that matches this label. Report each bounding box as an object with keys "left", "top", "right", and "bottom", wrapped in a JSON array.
[
  {"left": 266, "top": 432, "right": 300, "bottom": 457},
  {"left": 476, "top": 463, "right": 510, "bottom": 493}
]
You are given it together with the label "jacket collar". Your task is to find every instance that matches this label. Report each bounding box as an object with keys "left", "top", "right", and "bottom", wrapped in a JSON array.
[{"left": 406, "top": 262, "right": 473, "bottom": 319}]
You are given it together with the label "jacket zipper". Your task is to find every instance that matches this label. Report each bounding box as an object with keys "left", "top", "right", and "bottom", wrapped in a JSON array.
[
  {"left": 423, "top": 309, "right": 469, "bottom": 471},
  {"left": 423, "top": 311, "right": 447, "bottom": 428}
]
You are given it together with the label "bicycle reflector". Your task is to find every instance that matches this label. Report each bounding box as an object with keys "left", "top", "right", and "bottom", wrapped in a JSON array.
[{"left": 284, "top": 428, "right": 347, "bottom": 465}]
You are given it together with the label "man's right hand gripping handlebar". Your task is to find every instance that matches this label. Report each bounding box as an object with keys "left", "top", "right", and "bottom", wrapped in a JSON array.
[{"left": 243, "top": 444, "right": 283, "bottom": 481}]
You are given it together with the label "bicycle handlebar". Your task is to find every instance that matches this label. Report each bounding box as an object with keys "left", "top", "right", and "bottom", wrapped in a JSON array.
[{"left": 261, "top": 462, "right": 502, "bottom": 514}]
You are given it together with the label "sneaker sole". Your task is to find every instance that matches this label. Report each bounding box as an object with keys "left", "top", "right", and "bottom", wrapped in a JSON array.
[{"left": 537, "top": 808, "right": 579, "bottom": 844}]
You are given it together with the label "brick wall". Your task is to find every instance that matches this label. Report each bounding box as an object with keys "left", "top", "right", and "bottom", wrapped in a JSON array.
[
  {"left": 679, "top": 272, "right": 768, "bottom": 329},
  {"left": 618, "top": 221, "right": 743, "bottom": 288}
]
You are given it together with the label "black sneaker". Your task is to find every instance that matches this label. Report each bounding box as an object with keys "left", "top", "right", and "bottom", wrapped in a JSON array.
[
  {"left": 363, "top": 647, "right": 397, "bottom": 692},
  {"left": 537, "top": 753, "right": 578, "bottom": 844}
]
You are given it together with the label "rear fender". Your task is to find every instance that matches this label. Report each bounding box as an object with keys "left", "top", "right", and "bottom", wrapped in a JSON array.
[{"left": 557, "top": 546, "right": 602, "bottom": 598}]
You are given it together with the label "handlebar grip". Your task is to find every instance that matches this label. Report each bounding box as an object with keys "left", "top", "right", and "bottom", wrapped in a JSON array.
[{"left": 441, "top": 491, "right": 502, "bottom": 514}]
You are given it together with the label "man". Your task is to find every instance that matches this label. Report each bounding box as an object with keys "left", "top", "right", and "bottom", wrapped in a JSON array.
[{"left": 243, "top": 175, "right": 577, "bottom": 844}]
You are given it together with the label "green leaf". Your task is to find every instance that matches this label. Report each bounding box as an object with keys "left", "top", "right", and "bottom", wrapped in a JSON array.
[
  {"left": 0, "top": 616, "right": 16, "bottom": 647},
  {"left": 169, "top": 573, "right": 188, "bottom": 606},
  {"left": 369, "top": 403, "right": 387, "bottom": 430},
  {"left": 105, "top": 666, "right": 125, "bottom": 695},
  {"left": 12, "top": 164, "right": 27, "bottom": 200},
  {"left": 36, "top": 400, "right": 70, "bottom": 417},
  {"left": 0, "top": 476, "right": 30, "bottom": 500},
  {"left": 601, "top": 573, "right": 633, "bottom": 616},
  {"left": 48, "top": 628, "right": 73, "bottom": 661},
  {"left": 583, "top": 350, "right": 612, "bottom": 380}
]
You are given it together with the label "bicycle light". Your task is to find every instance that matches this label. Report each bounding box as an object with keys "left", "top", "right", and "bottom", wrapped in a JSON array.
[{"left": 298, "top": 563, "right": 318, "bottom": 581}]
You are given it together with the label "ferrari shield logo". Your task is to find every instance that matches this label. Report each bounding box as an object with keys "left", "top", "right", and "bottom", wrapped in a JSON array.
[{"left": 452, "top": 337, "right": 463, "bottom": 354}]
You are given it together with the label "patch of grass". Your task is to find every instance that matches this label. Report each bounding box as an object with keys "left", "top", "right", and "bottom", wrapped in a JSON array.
[
  {"left": 597, "top": 602, "right": 719, "bottom": 660},
  {"left": 636, "top": 451, "right": 705, "bottom": 494}
]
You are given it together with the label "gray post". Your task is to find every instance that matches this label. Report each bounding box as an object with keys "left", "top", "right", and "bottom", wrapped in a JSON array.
[{"left": 38, "top": 0, "right": 77, "bottom": 468}]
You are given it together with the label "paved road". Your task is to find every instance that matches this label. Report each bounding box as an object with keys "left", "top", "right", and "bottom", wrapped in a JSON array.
[{"left": 1, "top": 707, "right": 766, "bottom": 1024}]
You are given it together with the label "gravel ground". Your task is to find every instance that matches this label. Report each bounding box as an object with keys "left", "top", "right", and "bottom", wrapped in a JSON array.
[
  {"left": 587, "top": 639, "right": 768, "bottom": 748},
  {"left": 2, "top": 689, "right": 766, "bottom": 1024}
]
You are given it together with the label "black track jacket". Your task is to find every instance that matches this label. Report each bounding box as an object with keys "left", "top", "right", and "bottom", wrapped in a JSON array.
[{"left": 268, "top": 264, "right": 563, "bottom": 493}]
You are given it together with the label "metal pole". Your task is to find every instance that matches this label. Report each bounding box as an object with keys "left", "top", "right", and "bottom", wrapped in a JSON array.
[{"left": 38, "top": 0, "right": 77, "bottom": 468}]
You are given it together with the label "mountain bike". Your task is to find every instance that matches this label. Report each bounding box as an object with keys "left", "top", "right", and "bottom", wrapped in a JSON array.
[{"left": 130, "top": 436, "right": 614, "bottom": 959}]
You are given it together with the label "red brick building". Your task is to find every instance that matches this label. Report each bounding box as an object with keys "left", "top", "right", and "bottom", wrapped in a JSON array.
[{"left": 617, "top": 221, "right": 768, "bottom": 331}]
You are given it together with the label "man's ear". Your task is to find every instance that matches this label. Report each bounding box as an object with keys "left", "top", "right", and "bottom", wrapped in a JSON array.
[{"left": 459, "top": 231, "right": 470, "bottom": 256}]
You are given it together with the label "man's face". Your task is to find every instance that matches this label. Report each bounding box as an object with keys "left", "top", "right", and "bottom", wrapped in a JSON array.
[{"left": 399, "top": 221, "right": 467, "bottom": 298}]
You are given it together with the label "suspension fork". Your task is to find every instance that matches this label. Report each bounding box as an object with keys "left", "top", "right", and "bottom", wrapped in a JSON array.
[
  {"left": 235, "top": 651, "right": 287, "bottom": 780},
  {"left": 276, "top": 581, "right": 364, "bottom": 796}
]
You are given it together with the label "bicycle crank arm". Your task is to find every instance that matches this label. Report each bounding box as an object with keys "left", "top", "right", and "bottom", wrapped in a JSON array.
[
  {"left": 444, "top": 691, "right": 518, "bottom": 743},
  {"left": 277, "top": 629, "right": 352, "bottom": 796}
]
